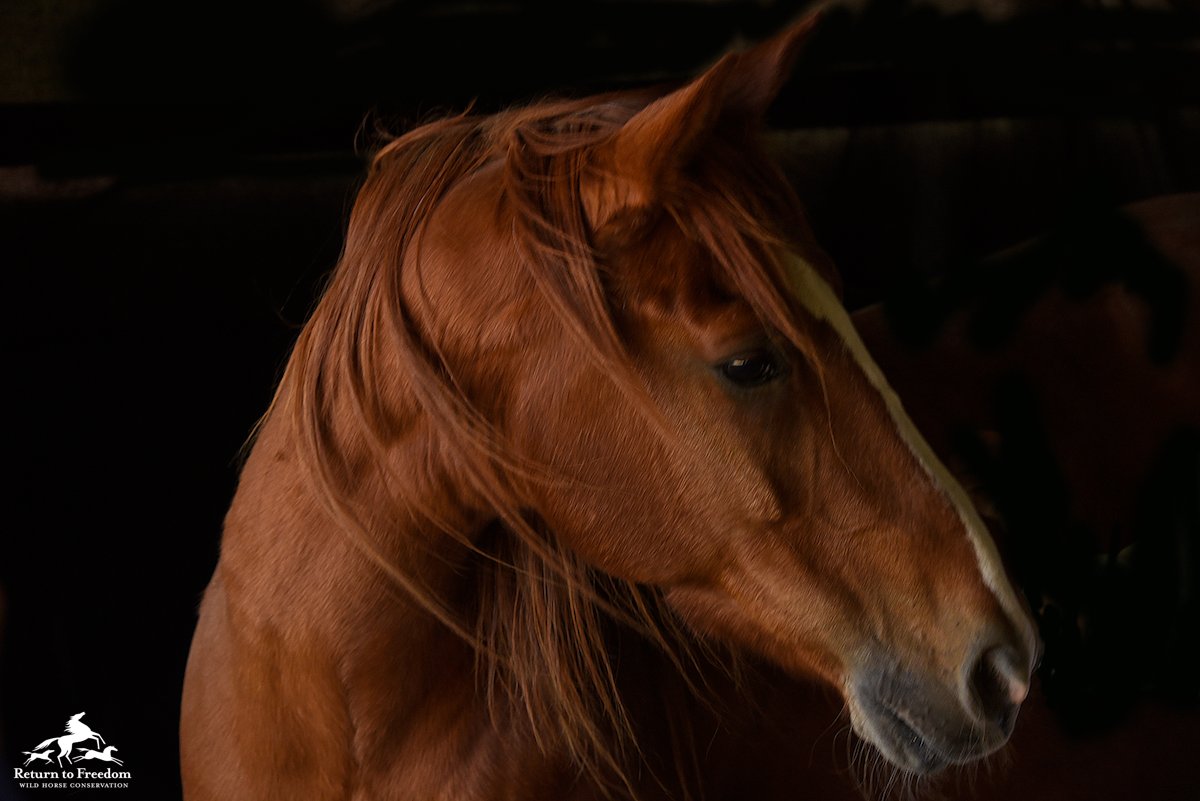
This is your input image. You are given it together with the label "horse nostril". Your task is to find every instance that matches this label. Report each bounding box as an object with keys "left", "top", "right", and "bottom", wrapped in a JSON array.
[{"left": 969, "top": 645, "right": 1028, "bottom": 733}]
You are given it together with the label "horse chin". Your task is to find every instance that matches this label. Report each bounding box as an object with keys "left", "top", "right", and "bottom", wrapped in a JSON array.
[{"left": 847, "top": 696, "right": 954, "bottom": 775}]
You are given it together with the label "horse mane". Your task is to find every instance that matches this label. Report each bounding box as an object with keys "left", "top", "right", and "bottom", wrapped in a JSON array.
[{"left": 272, "top": 88, "right": 824, "bottom": 797}]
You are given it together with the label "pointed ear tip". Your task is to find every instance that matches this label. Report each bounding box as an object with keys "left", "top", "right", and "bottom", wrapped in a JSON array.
[
  {"left": 777, "top": 8, "right": 824, "bottom": 48},
  {"left": 734, "top": 10, "right": 821, "bottom": 78}
]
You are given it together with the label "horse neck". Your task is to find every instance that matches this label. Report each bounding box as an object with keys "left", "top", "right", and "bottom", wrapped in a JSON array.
[
  {"left": 225, "top": 376, "right": 489, "bottom": 689},
  {"left": 218, "top": 382, "right": 600, "bottom": 793}
]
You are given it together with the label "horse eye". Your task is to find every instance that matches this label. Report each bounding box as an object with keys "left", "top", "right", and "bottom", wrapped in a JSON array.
[{"left": 718, "top": 350, "right": 783, "bottom": 388}]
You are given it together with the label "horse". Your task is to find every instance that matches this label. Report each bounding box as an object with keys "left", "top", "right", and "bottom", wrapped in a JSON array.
[
  {"left": 180, "top": 16, "right": 1039, "bottom": 801},
  {"left": 32, "top": 712, "right": 104, "bottom": 768},
  {"left": 22, "top": 750, "right": 53, "bottom": 767},
  {"left": 74, "top": 746, "right": 124, "bottom": 766}
]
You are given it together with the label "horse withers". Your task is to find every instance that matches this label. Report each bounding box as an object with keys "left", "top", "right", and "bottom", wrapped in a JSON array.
[{"left": 181, "top": 17, "right": 1038, "bottom": 800}]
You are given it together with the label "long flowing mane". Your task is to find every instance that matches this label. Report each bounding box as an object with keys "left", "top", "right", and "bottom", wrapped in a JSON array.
[{"left": 272, "top": 89, "right": 828, "bottom": 795}]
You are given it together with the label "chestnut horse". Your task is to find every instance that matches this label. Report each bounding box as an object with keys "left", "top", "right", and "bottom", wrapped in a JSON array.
[{"left": 181, "top": 18, "right": 1038, "bottom": 800}]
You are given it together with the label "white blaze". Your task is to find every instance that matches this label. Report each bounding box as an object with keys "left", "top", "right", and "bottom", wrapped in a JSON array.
[{"left": 780, "top": 251, "right": 1033, "bottom": 643}]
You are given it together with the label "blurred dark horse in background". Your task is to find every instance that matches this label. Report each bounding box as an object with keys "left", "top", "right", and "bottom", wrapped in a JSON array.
[{"left": 857, "top": 193, "right": 1200, "bottom": 800}]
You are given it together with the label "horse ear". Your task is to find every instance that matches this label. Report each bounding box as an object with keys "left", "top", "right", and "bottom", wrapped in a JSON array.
[
  {"left": 720, "top": 12, "right": 822, "bottom": 118},
  {"left": 584, "top": 13, "right": 820, "bottom": 232}
]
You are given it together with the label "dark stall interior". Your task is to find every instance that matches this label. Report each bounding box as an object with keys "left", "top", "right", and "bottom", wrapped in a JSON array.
[{"left": 2, "top": 1, "right": 1199, "bottom": 799}]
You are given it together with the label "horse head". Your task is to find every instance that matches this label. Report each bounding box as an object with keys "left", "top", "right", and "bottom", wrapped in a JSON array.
[{"left": 293, "top": 13, "right": 1039, "bottom": 782}]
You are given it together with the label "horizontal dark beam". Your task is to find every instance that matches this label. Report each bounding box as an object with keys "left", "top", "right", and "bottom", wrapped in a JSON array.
[{"left": 1, "top": 6, "right": 1198, "bottom": 176}]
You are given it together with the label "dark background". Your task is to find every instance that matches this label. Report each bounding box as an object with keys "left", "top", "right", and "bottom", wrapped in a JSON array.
[{"left": 2, "top": 1, "right": 1199, "bottom": 799}]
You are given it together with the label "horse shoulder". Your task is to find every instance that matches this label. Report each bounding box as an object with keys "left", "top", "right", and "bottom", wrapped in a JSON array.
[
  {"left": 182, "top": 421, "right": 357, "bottom": 800},
  {"left": 182, "top": 563, "right": 357, "bottom": 800}
]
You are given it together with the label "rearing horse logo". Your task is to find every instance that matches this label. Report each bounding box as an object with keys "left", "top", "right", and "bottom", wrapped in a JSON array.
[{"left": 29, "top": 712, "right": 106, "bottom": 767}]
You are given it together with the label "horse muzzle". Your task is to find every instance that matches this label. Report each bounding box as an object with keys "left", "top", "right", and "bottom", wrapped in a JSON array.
[{"left": 846, "top": 639, "right": 1034, "bottom": 775}]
